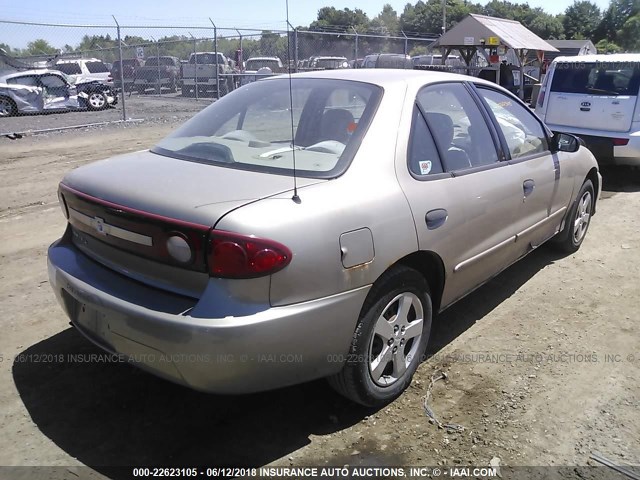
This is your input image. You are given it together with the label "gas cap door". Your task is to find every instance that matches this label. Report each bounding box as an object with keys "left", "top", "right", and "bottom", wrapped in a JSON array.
[{"left": 339, "top": 228, "right": 374, "bottom": 268}]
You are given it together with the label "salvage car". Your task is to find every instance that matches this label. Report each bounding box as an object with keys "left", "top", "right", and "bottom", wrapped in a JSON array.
[
  {"left": 0, "top": 69, "right": 117, "bottom": 116},
  {"left": 48, "top": 70, "right": 600, "bottom": 406}
]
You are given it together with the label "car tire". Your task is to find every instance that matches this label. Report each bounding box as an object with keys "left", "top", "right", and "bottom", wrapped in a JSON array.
[
  {"left": 169, "top": 78, "right": 177, "bottom": 93},
  {"left": 328, "top": 264, "right": 432, "bottom": 407},
  {"left": 0, "top": 96, "right": 17, "bottom": 117},
  {"left": 552, "top": 179, "right": 594, "bottom": 253},
  {"left": 86, "top": 91, "right": 108, "bottom": 111}
]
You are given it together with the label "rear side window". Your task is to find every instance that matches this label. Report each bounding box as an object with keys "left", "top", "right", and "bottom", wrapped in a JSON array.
[
  {"left": 55, "top": 63, "right": 82, "bottom": 75},
  {"left": 551, "top": 62, "right": 640, "bottom": 96},
  {"left": 408, "top": 106, "right": 444, "bottom": 176},
  {"left": 7, "top": 76, "right": 39, "bottom": 86},
  {"left": 86, "top": 61, "right": 109, "bottom": 73}
]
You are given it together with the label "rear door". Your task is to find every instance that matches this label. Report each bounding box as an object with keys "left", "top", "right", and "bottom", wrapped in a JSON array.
[{"left": 545, "top": 61, "right": 640, "bottom": 133}]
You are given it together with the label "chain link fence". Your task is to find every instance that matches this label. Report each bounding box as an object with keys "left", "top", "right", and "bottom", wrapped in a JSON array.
[{"left": 0, "top": 18, "right": 437, "bottom": 134}]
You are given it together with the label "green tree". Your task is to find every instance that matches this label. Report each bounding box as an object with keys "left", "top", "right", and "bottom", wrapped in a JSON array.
[
  {"left": 617, "top": 14, "right": 640, "bottom": 50},
  {"left": 595, "top": 38, "right": 623, "bottom": 52},
  {"left": 310, "top": 7, "right": 370, "bottom": 32},
  {"left": 562, "top": 1, "right": 602, "bottom": 39},
  {"left": 26, "top": 38, "right": 58, "bottom": 56},
  {"left": 596, "top": 0, "right": 639, "bottom": 42},
  {"left": 400, "top": 0, "right": 481, "bottom": 35},
  {"left": 371, "top": 4, "right": 400, "bottom": 34}
]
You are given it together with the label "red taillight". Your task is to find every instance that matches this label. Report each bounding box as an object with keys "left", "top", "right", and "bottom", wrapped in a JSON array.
[
  {"left": 613, "top": 138, "right": 629, "bottom": 146},
  {"left": 208, "top": 230, "right": 292, "bottom": 278}
]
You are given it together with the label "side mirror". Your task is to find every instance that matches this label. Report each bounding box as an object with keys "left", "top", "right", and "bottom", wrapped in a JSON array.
[{"left": 553, "top": 132, "right": 581, "bottom": 153}]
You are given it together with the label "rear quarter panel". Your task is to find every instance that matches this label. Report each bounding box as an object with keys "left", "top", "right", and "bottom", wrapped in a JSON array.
[{"left": 213, "top": 81, "right": 419, "bottom": 307}]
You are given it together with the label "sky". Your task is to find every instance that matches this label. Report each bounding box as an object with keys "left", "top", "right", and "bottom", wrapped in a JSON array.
[{"left": 0, "top": 0, "right": 613, "bottom": 49}]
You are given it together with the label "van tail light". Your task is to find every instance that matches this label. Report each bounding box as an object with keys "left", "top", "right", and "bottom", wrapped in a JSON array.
[
  {"left": 207, "top": 230, "right": 292, "bottom": 278},
  {"left": 612, "top": 138, "right": 629, "bottom": 146}
]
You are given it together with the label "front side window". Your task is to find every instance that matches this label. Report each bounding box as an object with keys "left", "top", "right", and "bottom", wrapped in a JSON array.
[
  {"left": 476, "top": 87, "right": 548, "bottom": 160},
  {"left": 40, "top": 74, "right": 67, "bottom": 89},
  {"left": 417, "top": 83, "right": 498, "bottom": 170},
  {"left": 152, "top": 78, "right": 382, "bottom": 178}
]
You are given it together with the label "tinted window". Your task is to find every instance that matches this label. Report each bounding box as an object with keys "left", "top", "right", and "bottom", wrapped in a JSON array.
[
  {"left": 417, "top": 83, "right": 498, "bottom": 170},
  {"left": 86, "top": 61, "right": 109, "bottom": 73},
  {"left": 55, "top": 63, "right": 82, "bottom": 75},
  {"left": 314, "top": 58, "right": 347, "bottom": 69},
  {"left": 245, "top": 59, "right": 281, "bottom": 70},
  {"left": 145, "top": 57, "right": 176, "bottom": 67},
  {"left": 7, "top": 76, "right": 39, "bottom": 86},
  {"left": 190, "top": 54, "right": 223, "bottom": 64},
  {"left": 551, "top": 62, "right": 640, "bottom": 96},
  {"left": 476, "top": 87, "right": 548, "bottom": 160},
  {"left": 408, "top": 106, "right": 444, "bottom": 176},
  {"left": 152, "top": 78, "right": 382, "bottom": 178}
]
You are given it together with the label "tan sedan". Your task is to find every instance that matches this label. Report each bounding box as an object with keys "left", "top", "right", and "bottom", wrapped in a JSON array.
[{"left": 48, "top": 70, "right": 600, "bottom": 406}]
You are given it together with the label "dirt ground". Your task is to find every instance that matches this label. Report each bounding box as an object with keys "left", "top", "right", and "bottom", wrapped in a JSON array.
[{"left": 0, "top": 121, "right": 639, "bottom": 479}]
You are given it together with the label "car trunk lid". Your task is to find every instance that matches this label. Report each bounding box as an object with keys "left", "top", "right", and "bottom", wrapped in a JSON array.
[{"left": 60, "top": 150, "right": 321, "bottom": 297}]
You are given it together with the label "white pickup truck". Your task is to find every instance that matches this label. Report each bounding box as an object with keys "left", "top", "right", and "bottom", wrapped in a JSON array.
[{"left": 181, "top": 52, "right": 234, "bottom": 97}]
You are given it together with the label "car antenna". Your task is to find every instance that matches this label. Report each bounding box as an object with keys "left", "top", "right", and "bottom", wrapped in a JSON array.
[{"left": 286, "top": 0, "right": 301, "bottom": 204}]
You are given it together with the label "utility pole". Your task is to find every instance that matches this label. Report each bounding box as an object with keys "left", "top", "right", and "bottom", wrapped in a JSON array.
[{"left": 442, "top": 0, "right": 447, "bottom": 34}]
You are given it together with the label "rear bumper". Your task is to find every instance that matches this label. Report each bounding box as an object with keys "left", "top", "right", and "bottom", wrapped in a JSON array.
[{"left": 47, "top": 236, "right": 367, "bottom": 394}]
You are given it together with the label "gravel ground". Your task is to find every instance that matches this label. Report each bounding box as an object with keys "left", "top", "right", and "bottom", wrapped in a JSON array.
[{"left": 0, "top": 119, "right": 639, "bottom": 479}]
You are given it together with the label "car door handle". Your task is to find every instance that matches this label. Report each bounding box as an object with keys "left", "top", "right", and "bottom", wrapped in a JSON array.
[
  {"left": 523, "top": 179, "right": 535, "bottom": 199},
  {"left": 425, "top": 208, "right": 448, "bottom": 230}
]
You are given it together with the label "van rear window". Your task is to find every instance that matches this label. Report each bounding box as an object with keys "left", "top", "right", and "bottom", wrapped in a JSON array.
[{"left": 551, "top": 62, "right": 640, "bottom": 96}]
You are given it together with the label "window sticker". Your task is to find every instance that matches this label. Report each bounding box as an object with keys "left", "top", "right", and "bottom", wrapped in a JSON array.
[{"left": 419, "top": 160, "right": 432, "bottom": 175}]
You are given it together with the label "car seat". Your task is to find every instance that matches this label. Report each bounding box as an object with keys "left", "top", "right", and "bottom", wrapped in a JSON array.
[
  {"left": 319, "top": 108, "right": 355, "bottom": 143},
  {"left": 425, "top": 112, "right": 472, "bottom": 170}
]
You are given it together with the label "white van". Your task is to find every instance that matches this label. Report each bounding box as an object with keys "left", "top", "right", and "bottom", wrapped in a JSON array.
[{"left": 535, "top": 54, "right": 640, "bottom": 165}]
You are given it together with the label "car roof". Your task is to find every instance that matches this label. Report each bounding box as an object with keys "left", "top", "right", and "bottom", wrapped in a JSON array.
[
  {"left": 275, "top": 68, "right": 497, "bottom": 90},
  {"left": 552, "top": 54, "right": 640, "bottom": 63},
  {"left": 0, "top": 69, "right": 63, "bottom": 81},
  {"left": 56, "top": 58, "right": 102, "bottom": 64}
]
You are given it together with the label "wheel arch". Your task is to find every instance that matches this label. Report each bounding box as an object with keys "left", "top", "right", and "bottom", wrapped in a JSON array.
[
  {"left": 393, "top": 250, "right": 446, "bottom": 314},
  {"left": 585, "top": 167, "right": 599, "bottom": 215},
  {"left": 0, "top": 95, "right": 18, "bottom": 116}
]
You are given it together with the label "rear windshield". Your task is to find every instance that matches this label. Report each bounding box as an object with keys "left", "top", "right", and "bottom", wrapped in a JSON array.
[
  {"left": 314, "top": 58, "right": 347, "bottom": 69},
  {"left": 145, "top": 57, "right": 175, "bottom": 66},
  {"left": 245, "top": 59, "right": 280, "bottom": 70},
  {"left": 551, "top": 61, "right": 640, "bottom": 96},
  {"left": 190, "top": 54, "right": 223, "bottom": 64},
  {"left": 152, "top": 78, "right": 382, "bottom": 179}
]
